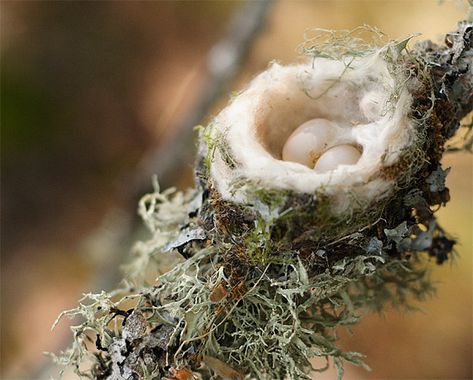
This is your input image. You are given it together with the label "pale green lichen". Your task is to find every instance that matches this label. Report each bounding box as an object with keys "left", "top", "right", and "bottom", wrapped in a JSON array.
[
  {"left": 300, "top": 25, "right": 387, "bottom": 61},
  {"left": 51, "top": 182, "right": 443, "bottom": 380}
]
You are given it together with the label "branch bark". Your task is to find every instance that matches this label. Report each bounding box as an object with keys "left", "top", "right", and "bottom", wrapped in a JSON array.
[{"left": 415, "top": 21, "right": 473, "bottom": 137}]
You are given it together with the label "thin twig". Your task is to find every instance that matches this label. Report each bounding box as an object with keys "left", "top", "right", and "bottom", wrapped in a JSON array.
[
  {"left": 129, "top": 0, "right": 274, "bottom": 197},
  {"left": 34, "top": 2, "right": 273, "bottom": 379}
]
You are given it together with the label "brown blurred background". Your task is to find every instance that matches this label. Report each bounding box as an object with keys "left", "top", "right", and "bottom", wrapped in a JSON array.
[{"left": 1, "top": 1, "right": 471, "bottom": 379}]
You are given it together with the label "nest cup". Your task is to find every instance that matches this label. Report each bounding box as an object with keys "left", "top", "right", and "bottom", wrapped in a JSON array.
[{"left": 201, "top": 38, "right": 429, "bottom": 245}]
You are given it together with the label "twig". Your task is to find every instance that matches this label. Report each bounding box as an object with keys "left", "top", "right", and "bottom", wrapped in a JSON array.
[
  {"left": 129, "top": 0, "right": 274, "bottom": 197},
  {"left": 33, "top": 2, "right": 273, "bottom": 379}
]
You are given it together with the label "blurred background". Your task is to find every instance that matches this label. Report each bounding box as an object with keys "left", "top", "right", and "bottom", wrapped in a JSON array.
[{"left": 1, "top": 1, "right": 471, "bottom": 379}]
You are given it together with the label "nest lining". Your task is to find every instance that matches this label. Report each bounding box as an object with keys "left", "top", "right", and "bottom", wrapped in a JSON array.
[{"left": 209, "top": 52, "right": 416, "bottom": 213}]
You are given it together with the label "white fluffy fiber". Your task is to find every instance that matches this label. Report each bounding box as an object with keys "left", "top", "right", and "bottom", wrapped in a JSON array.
[{"left": 209, "top": 52, "right": 414, "bottom": 213}]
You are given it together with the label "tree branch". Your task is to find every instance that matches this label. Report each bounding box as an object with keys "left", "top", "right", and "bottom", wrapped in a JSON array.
[{"left": 130, "top": 0, "right": 274, "bottom": 197}]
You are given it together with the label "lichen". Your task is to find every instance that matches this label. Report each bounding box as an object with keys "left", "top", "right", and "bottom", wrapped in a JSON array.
[{"left": 51, "top": 181, "right": 450, "bottom": 380}]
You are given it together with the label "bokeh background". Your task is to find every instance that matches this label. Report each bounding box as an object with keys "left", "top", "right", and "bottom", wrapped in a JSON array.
[{"left": 1, "top": 1, "right": 471, "bottom": 379}]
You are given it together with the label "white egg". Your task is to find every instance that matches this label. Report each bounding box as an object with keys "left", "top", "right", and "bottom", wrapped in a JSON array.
[
  {"left": 313, "top": 144, "right": 361, "bottom": 173},
  {"left": 282, "top": 118, "right": 334, "bottom": 167}
]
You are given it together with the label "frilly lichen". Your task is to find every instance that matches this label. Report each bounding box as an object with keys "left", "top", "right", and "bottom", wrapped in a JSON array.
[{"left": 51, "top": 182, "right": 447, "bottom": 380}]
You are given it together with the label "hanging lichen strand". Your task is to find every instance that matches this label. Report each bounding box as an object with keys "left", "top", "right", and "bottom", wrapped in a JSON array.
[{"left": 52, "top": 23, "right": 472, "bottom": 380}]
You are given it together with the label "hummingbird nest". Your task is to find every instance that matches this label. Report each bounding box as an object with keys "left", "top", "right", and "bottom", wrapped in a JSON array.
[{"left": 52, "top": 23, "right": 472, "bottom": 380}]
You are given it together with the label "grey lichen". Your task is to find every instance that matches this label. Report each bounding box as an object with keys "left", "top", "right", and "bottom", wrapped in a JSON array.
[{"left": 52, "top": 22, "right": 472, "bottom": 380}]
